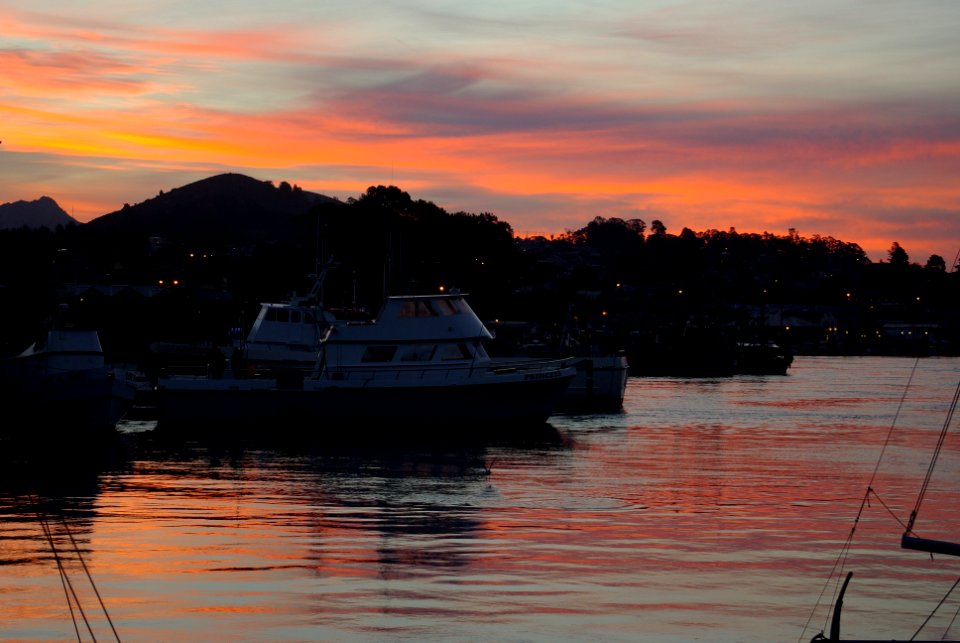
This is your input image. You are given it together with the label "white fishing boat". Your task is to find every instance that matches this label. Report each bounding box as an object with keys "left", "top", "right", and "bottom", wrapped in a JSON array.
[
  {"left": 156, "top": 290, "right": 577, "bottom": 433},
  {"left": 234, "top": 274, "right": 630, "bottom": 413}
]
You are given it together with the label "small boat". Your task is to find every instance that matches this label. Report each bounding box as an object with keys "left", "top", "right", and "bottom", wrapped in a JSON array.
[
  {"left": 155, "top": 290, "right": 577, "bottom": 435},
  {"left": 237, "top": 270, "right": 343, "bottom": 370},
  {"left": 486, "top": 318, "right": 630, "bottom": 412},
  {"left": 556, "top": 354, "right": 629, "bottom": 412},
  {"left": 491, "top": 353, "right": 629, "bottom": 413},
  {"left": 0, "top": 327, "right": 146, "bottom": 432},
  {"left": 626, "top": 329, "right": 793, "bottom": 377},
  {"left": 733, "top": 341, "right": 793, "bottom": 376}
]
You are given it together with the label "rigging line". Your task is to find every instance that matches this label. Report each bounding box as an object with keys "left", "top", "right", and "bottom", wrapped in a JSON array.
[
  {"left": 57, "top": 562, "right": 84, "bottom": 643},
  {"left": 38, "top": 512, "right": 82, "bottom": 642},
  {"left": 944, "top": 589, "right": 960, "bottom": 640},
  {"left": 800, "top": 359, "right": 921, "bottom": 642},
  {"left": 910, "top": 575, "right": 960, "bottom": 641},
  {"left": 798, "top": 490, "right": 869, "bottom": 642},
  {"left": 60, "top": 516, "right": 121, "bottom": 642},
  {"left": 907, "top": 375, "right": 960, "bottom": 534},
  {"left": 35, "top": 504, "right": 94, "bottom": 642},
  {"left": 870, "top": 357, "right": 921, "bottom": 486},
  {"left": 866, "top": 487, "right": 911, "bottom": 531}
]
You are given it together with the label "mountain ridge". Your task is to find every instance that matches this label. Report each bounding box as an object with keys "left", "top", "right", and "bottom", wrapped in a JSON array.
[
  {"left": 84, "top": 173, "right": 342, "bottom": 243},
  {"left": 0, "top": 196, "right": 76, "bottom": 230}
]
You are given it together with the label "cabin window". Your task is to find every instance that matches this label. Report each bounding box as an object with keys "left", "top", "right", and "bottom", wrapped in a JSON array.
[
  {"left": 304, "top": 312, "right": 316, "bottom": 324},
  {"left": 439, "top": 343, "right": 472, "bottom": 360},
  {"left": 400, "top": 344, "right": 436, "bottom": 362},
  {"left": 361, "top": 345, "right": 398, "bottom": 362},
  {"left": 435, "top": 298, "right": 459, "bottom": 316},
  {"left": 291, "top": 311, "right": 301, "bottom": 323},
  {"left": 265, "top": 308, "right": 278, "bottom": 322},
  {"left": 400, "top": 300, "right": 437, "bottom": 318},
  {"left": 473, "top": 343, "right": 488, "bottom": 359},
  {"left": 276, "top": 309, "right": 289, "bottom": 323}
]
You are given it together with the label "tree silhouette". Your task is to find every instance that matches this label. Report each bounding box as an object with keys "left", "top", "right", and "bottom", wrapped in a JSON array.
[
  {"left": 888, "top": 241, "right": 909, "bottom": 266},
  {"left": 925, "top": 254, "right": 946, "bottom": 271}
]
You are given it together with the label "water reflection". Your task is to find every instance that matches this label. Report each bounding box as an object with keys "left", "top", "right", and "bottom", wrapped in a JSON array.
[
  {"left": 1, "top": 357, "right": 958, "bottom": 641},
  {"left": 116, "top": 431, "right": 570, "bottom": 572},
  {"left": 0, "top": 429, "right": 122, "bottom": 574}
]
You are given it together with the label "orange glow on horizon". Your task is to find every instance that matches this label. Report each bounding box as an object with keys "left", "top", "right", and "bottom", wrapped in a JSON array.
[{"left": 2, "top": 6, "right": 958, "bottom": 263}]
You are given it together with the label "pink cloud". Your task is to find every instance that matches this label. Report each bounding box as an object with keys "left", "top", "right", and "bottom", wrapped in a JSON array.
[{"left": 2, "top": 5, "right": 958, "bottom": 264}]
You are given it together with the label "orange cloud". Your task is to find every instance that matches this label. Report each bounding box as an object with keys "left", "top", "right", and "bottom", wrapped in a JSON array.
[{"left": 2, "top": 4, "right": 958, "bottom": 262}]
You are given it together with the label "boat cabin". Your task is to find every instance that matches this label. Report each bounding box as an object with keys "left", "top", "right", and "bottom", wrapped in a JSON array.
[
  {"left": 243, "top": 302, "right": 330, "bottom": 362},
  {"left": 320, "top": 293, "right": 495, "bottom": 369}
]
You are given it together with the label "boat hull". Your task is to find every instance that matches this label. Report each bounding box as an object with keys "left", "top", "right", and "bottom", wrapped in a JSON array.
[
  {"left": 155, "top": 370, "right": 576, "bottom": 437},
  {"left": 556, "top": 356, "right": 629, "bottom": 412},
  {"left": 0, "top": 367, "right": 137, "bottom": 432}
]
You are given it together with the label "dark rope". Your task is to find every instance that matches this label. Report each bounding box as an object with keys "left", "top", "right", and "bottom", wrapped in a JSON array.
[
  {"left": 35, "top": 505, "right": 94, "bottom": 642},
  {"left": 799, "top": 489, "right": 867, "bottom": 642},
  {"left": 38, "top": 513, "right": 82, "bottom": 642},
  {"left": 943, "top": 589, "right": 960, "bottom": 640},
  {"left": 61, "top": 516, "right": 121, "bottom": 642},
  {"left": 907, "top": 375, "right": 960, "bottom": 534},
  {"left": 910, "top": 575, "right": 960, "bottom": 641},
  {"left": 869, "top": 358, "right": 920, "bottom": 486},
  {"left": 867, "top": 487, "right": 910, "bottom": 531},
  {"left": 799, "top": 358, "right": 922, "bottom": 642}
]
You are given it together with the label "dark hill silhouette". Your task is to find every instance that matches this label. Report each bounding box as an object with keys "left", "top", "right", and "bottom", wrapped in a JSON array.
[
  {"left": 85, "top": 173, "right": 341, "bottom": 244},
  {"left": 0, "top": 196, "right": 75, "bottom": 230},
  {"left": 1, "top": 177, "right": 956, "bottom": 363}
]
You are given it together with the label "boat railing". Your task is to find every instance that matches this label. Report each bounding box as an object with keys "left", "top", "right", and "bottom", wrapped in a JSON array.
[
  {"left": 159, "top": 357, "right": 573, "bottom": 383},
  {"left": 489, "top": 356, "right": 576, "bottom": 370},
  {"left": 320, "top": 357, "right": 574, "bottom": 383}
]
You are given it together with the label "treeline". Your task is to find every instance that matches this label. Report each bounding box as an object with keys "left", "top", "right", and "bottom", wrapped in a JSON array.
[{"left": 0, "top": 183, "right": 956, "bottom": 361}]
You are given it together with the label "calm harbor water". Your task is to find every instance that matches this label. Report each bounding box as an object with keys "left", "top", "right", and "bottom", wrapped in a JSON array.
[{"left": 1, "top": 356, "right": 959, "bottom": 642}]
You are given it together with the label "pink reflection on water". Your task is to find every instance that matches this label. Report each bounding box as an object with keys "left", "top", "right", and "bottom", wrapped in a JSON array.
[{"left": 0, "top": 356, "right": 957, "bottom": 641}]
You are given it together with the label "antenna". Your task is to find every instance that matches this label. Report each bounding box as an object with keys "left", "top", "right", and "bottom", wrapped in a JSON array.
[{"left": 383, "top": 228, "right": 393, "bottom": 300}]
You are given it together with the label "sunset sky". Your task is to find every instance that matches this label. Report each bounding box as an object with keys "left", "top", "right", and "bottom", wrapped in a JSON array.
[{"left": 1, "top": 0, "right": 958, "bottom": 263}]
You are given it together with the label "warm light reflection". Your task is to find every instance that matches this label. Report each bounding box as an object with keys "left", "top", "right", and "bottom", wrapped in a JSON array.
[{"left": 1, "top": 357, "right": 958, "bottom": 641}]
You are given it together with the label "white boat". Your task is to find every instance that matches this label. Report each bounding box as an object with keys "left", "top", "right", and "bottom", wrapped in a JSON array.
[
  {"left": 156, "top": 291, "right": 577, "bottom": 433},
  {"left": 560, "top": 354, "right": 629, "bottom": 412},
  {"left": 233, "top": 276, "right": 629, "bottom": 415},
  {"left": 485, "top": 318, "right": 630, "bottom": 412},
  {"left": 0, "top": 328, "right": 146, "bottom": 431},
  {"left": 238, "top": 271, "right": 341, "bottom": 369},
  {"left": 490, "top": 353, "right": 629, "bottom": 412}
]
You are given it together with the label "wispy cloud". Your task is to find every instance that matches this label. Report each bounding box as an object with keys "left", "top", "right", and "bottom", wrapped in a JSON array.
[{"left": 1, "top": 0, "right": 958, "bottom": 261}]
